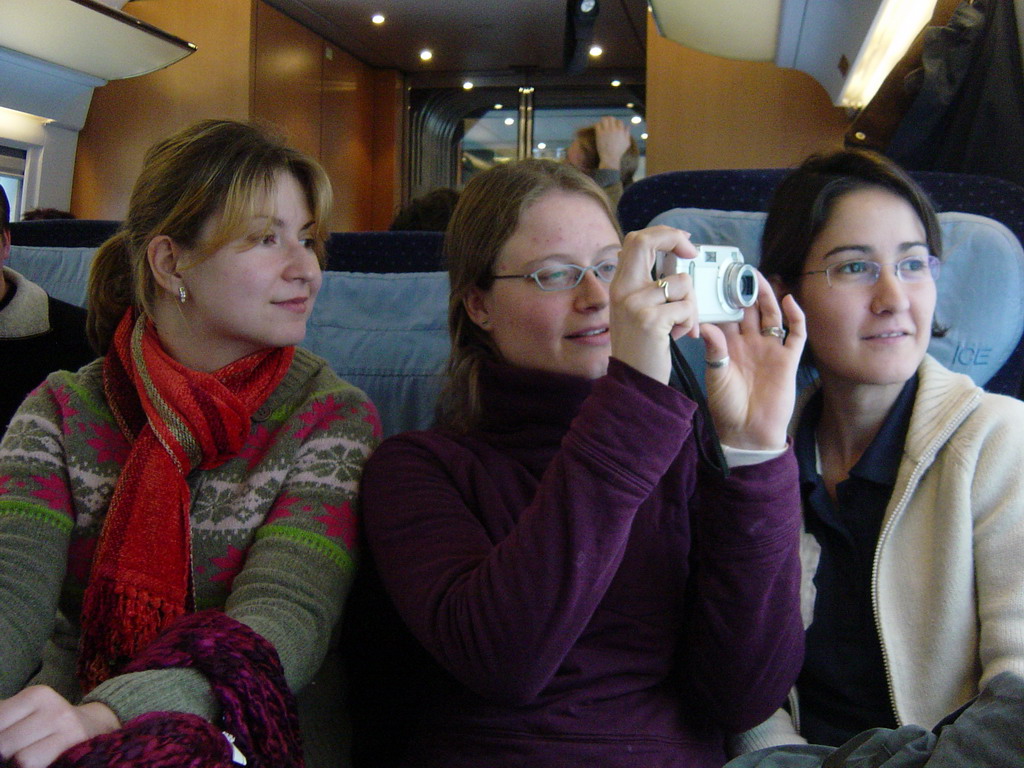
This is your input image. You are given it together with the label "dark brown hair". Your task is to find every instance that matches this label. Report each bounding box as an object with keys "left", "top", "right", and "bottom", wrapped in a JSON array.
[{"left": 0, "top": 185, "right": 9, "bottom": 232}]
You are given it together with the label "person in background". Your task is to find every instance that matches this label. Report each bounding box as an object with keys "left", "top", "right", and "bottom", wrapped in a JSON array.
[
  {"left": 358, "top": 158, "right": 807, "bottom": 767},
  {"left": 390, "top": 188, "right": 460, "bottom": 232},
  {"left": 565, "top": 115, "right": 640, "bottom": 208},
  {"left": 22, "top": 208, "right": 76, "bottom": 221},
  {"left": 733, "top": 149, "right": 1024, "bottom": 754},
  {"left": 0, "top": 187, "right": 93, "bottom": 438},
  {"left": 0, "top": 120, "right": 380, "bottom": 768}
]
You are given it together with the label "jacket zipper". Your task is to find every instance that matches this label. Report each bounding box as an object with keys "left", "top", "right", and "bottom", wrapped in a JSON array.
[{"left": 869, "top": 391, "right": 979, "bottom": 725}]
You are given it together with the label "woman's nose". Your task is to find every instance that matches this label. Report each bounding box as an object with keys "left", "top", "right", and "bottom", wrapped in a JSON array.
[
  {"left": 870, "top": 266, "right": 910, "bottom": 314},
  {"left": 574, "top": 269, "right": 610, "bottom": 310},
  {"left": 286, "top": 242, "right": 320, "bottom": 282}
]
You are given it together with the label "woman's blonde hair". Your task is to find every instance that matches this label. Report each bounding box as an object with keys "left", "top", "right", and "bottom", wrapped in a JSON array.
[
  {"left": 87, "top": 119, "right": 332, "bottom": 354},
  {"left": 438, "top": 158, "right": 620, "bottom": 432}
]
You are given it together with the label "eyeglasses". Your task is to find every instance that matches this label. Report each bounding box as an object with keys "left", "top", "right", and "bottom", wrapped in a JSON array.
[
  {"left": 800, "top": 254, "right": 940, "bottom": 288},
  {"left": 492, "top": 259, "right": 618, "bottom": 291}
]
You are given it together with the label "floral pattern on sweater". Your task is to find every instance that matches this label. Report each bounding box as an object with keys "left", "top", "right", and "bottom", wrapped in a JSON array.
[{"left": 0, "top": 346, "right": 380, "bottom": 725}]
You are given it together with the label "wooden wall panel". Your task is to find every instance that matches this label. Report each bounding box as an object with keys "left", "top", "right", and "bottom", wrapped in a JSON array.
[
  {"left": 369, "top": 69, "right": 404, "bottom": 231},
  {"left": 72, "top": 0, "right": 254, "bottom": 219},
  {"left": 251, "top": 2, "right": 323, "bottom": 164},
  {"left": 320, "top": 45, "right": 375, "bottom": 231},
  {"left": 645, "top": 14, "right": 850, "bottom": 174},
  {"left": 73, "top": 0, "right": 402, "bottom": 229}
]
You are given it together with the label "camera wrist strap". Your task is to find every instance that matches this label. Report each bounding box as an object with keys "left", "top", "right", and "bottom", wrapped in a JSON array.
[{"left": 668, "top": 336, "right": 730, "bottom": 479}]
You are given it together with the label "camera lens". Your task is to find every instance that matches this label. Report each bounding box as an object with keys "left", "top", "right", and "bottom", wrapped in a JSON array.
[
  {"left": 723, "top": 263, "right": 758, "bottom": 309},
  {"left": 740, "top": 273, "right": 756, "bottom": 302}
]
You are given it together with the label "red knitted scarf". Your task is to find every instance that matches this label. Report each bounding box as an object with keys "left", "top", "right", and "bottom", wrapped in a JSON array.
[{"left": 78, "top": 309, "right": 294, "bottom": 691}]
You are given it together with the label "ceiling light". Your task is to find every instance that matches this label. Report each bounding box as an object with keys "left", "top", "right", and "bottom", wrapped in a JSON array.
[
  {"left": 494, "top": 103, "right": 503, "bottom": 110},
  {"left": 589, "top": 45, "right": 603, "bottom": 57},
  {"left": 630, "top": 116, "right": 642, "bottom": 124},
  {"left": 463, "top": 81, "right": 474, "bottom": 90},
  {"left": 626, "top": 102, "right": 635, "bottom": 108},
  {"left": 837, "top": 0, "right": 935, "bottom": 108},
  {"left": 641, "top": 132, "right": 649, "bottom": 140},
  {"left": 610, "top": 79, "right": 621, "bottom": 87},
  {"left": 504, "top": 117, "right": 515, "bottom": 126},
  {"left": 0, "top": 0, "right": 196, "bottom": 81},
  {"left": 419, "top": 49, "right": 433, "bottom": 61},
  {"left": 537, "top": 142, "right": 547, "bottom": 149},
  {"left": 649, "top": 0, "right": 937, "bottom": 109},
  {"left": 371, "top": 13, "right": 385, "bottom": 24}
]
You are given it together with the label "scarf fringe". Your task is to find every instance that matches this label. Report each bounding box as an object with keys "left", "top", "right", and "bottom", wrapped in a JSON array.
[{"left": 78, "top": 576, "right": 186, "bottom": 691}]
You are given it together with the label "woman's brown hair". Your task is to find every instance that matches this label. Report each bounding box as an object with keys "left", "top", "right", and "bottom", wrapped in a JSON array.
[
  {"left": 87, "top": 119, "right": 332, "bottom": 354},
  {"left": 438, "top": 158, "right": 620, "bottom": 432}
]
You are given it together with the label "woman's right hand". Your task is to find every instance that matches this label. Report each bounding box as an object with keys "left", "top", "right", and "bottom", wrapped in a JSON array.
[
  {"left": 594, "top": 116, "right": 631, "bottom": 170},
  {"left": 0, "top": 687, "right": 120, "bottom": 768},
  {"left": 609, "top": 225, "right": 701, "bottom": 384}
]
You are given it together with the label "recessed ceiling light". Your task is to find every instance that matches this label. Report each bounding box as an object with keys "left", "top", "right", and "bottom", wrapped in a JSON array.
[
  {"left": 626, "top": 102, "right": 635, "bottom": 108},
  {"left": 611, "top": 79, "right": 621, "bottom": 87},
  {"left": 641, "top": 132, "right": 648, "bottom": 140},
  {"left": 463, "top": 81, "right": 474, "bottom": 90},
  {"left": 504, "top": 117, "right": 515, "bottom": 126},
  {"left": 589, "top": 45, "right": 603, "bottom": 57},
  {"left": 371, "top": 13, "right": 385, "bottom": 24},
  {"left": 630, "top": 115, "right": 642, "bottom": 124},
  {"left": 494, "top": 103, "right": 503, "bottom": 110},
  {"left": 420, "top": 49, "right": 433, "bottom": 61},
  {"left": 537, "top": 142, "right": 546, "bottom": 149}
]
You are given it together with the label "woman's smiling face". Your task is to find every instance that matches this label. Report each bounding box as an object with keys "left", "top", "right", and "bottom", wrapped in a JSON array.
[
  {"left": 173, "top": 171, "right": 322, "bottom": 371},
  {"left": 794, "top": 186, "right": 937, "bottom": 393},
  {"left": 465, "top": 190, "right": 621, "bottom": 379}
]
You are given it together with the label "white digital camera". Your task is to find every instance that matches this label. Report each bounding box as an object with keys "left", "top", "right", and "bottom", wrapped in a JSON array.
[{"left": 655, "top": 245, "right": 758, "bottom": 323}]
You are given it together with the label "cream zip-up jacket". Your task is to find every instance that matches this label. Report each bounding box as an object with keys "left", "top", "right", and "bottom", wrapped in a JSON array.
[{"left": 733, "top": 354, "right": 1024, "bottom": 754}]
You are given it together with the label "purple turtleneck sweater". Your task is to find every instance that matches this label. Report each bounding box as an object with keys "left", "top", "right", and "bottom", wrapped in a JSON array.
[{"left": 360, "top": 358, "right": 803, "bottom": 767}]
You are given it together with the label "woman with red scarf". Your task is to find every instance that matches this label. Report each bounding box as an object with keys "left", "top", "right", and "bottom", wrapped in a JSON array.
[{"left": 0, "top": 120, "right": 380, "bottom": 768}]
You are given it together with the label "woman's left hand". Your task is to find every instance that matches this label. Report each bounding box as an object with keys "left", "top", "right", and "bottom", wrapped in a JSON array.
[
  {"left": 0, "top": 686, "right": 120, "bottom": 768},
  {"left": 700, "top": 271, "right": 806, "bottom": 451}
]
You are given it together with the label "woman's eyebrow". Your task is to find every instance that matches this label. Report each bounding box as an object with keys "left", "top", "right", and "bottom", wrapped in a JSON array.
[
  {"left": 821, "top": 244, "right": 871, "bottom": 260},
  {"left": 820, "top": 240, "right": 928, "bottom": 260},
  {"left": 520, "top": 243, "right": 620, "bottom": 270},
  {"left": 251, "top": 215, "right": 317, "bottom": 231}
]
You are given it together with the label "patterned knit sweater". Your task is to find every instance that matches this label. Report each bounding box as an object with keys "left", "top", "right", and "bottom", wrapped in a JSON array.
[{"left": 0, "top": 346, "right": 380, "bottom": 727}]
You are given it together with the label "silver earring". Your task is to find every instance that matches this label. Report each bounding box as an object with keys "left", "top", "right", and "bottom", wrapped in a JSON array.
[{"left": 178, "top": 286, "right": 187, "bottom": 303}]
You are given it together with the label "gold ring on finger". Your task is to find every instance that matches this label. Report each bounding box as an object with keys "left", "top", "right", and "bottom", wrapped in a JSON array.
[{"left": 656, "top": 278, "right": 670, "bottom": 303}]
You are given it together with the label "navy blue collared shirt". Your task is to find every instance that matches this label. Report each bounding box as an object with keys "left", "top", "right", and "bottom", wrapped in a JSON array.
[{"left": 794, "top": 375, "right": 918, "bottom": 747}]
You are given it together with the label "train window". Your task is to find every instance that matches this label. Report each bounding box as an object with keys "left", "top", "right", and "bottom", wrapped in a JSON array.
[
  {"left": 409, "top": 82, "right": 645, "bottom": 195},
  {"left": 0, "top": 145, "right": 27, "bottom": 220},
  {"left": 531, "top": 105, "right": 645, "bottom": 175}
]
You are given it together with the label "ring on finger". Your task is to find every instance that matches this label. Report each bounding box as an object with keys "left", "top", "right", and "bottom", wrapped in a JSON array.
[
  {"left": 760, "top": 325, "right": 785, "bottom": 340},
  {"left": 656, "top": 278, "right": 670, "bottom": 303},
  {"left": 705, "top": 356, "right": 730, "bottom": 369}
]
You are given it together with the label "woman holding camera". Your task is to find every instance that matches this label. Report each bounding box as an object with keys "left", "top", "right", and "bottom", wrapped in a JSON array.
[
  {"left": 0, "top": 120, "right": 379, "bottom": 768},
  {"left": 732, "top": 149, "right": 1024, "bottom": 755},
  {"left": 358, "top": 158, "right": 807, "bottom": 766}
]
